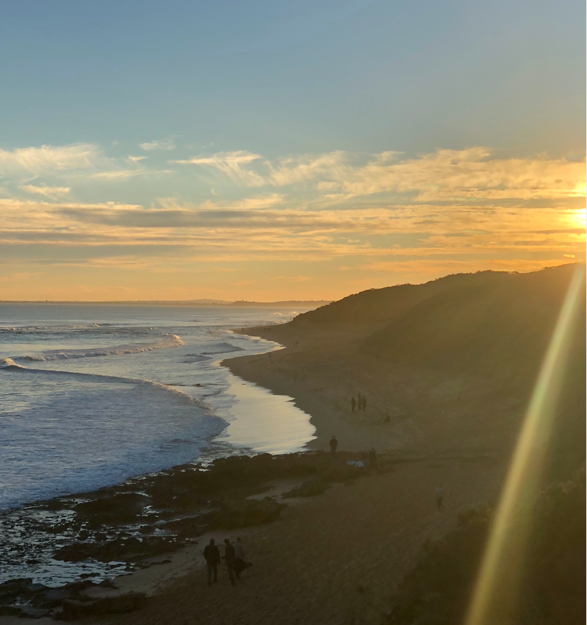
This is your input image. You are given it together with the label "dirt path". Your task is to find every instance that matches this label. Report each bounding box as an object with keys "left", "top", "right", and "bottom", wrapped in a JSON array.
[{"left": 100, "top": 457, "right": 507, "bottom": 625}]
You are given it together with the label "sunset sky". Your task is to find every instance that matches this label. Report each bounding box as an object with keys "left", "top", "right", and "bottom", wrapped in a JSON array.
[{"left": 1, "top": 0, "right": 585, "bottom": 301}]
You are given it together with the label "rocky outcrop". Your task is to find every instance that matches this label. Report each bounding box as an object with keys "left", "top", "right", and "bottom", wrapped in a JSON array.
[
  {"left": 57, "top": 592, "right": 147, "bottom": 620},
  {"left": 54, "top": 535, "right": 182, "bottom": 563},
  {"left": 283, "top": 479, "right": 331, "bottom": 498},
  {"left": 0, "top": 578, "right": 144, "bottom": 620},
  {"left": 211, "top": 497, "right": 285, "bottom": 529}
]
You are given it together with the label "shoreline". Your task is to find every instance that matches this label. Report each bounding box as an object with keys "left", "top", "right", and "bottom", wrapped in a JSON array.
[
  {"left": 0, "top": 449, "right": 507, "bottom": 623},
  {"left": 0, "top": 323, "right": 512, "bottom": 623},
  {"left": 0, "top": 328, "right": 315, "bottom": 515},
  {"left": 223, "top": 328, "right": 413, "bottom": 454}
]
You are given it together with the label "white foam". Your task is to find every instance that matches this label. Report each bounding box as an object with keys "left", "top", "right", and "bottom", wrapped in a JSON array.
[
  {"left": 0, "top": 323, "right": 101, "bottom": 333},
  {"left": 3, "top": 363, "right": 212, "bottom": 413},
  {"left": 0, "top": 357, "right": 23, "bottom": 369},
  {"left": 15, "top": 333, "right": 184, "bottom": 362},
  {"left": 201, "top": 341, "right": 244, "bottom": 354}
]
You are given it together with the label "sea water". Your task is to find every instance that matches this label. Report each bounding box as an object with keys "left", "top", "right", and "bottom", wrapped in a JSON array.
[{"left": 0, "top": 304, "right": 316, "bottom": 512}]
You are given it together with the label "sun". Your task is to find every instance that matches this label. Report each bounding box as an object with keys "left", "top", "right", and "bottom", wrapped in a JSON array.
[{"left": 570, "top": 208, "right": 586, "bottom": 229}]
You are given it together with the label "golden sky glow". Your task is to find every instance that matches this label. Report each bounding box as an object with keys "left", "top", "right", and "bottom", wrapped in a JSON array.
[
  {"left": 0, "top": 145, "right": 584, "bottom": 301},
  {"left": 1, "top": 0, "right": 585, "bottom": 301}
]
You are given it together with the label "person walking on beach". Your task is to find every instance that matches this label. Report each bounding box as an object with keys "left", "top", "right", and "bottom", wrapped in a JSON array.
[
  {"left": 223, "top": 538, "right": 237, "bottom": 585},
  {"left": 351, "top": 396, "right": 356, "bottom": 413},
  {"left": 361, "top": 394, "right": 367, "bottom": 411},
  {"left": 368, "top": 448, "right": 377, "bottom": 471},
  {"left": 436, "top": 486, "right": 444, "bottom": 510},
  {"left": 357, "top": 392, "right": 363, "bottom": 411},
  {"left": 234, "top": 537, "right": 245, "bottom": 579},
  {"left": 204, "top": 538, "right": 221, "bottom": 586},
  {"left": 330, "top": 435, "right": 338, "bottom": 455}
]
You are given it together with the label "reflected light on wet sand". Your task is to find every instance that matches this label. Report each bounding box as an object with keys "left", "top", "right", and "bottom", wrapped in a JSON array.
[
  {"left": 219, "top": 372, "right": 317, "bottom": 454},
  {"left": 464, "top": 264, "right": 585, "bottom": 625}
]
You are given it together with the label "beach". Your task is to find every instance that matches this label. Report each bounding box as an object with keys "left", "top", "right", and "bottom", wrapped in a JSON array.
[
  {"left": 0, "top": 307, "right": 516, "bottom": 624},
  {"left": 0, "top": 322, "right": 512, "bottom": 624},
  {"left": 0, "top": 453, "right": 506, "bottom": 625}
]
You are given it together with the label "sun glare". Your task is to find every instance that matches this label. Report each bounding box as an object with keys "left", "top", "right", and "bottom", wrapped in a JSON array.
[
  {"left": 464, "top": 265, "right": 586, "bottom": 625},
  {"left": 571, "top": 207, "right": 586, "bottom": 228}
]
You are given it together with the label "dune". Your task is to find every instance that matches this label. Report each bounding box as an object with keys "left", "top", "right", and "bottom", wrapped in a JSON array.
[{"left": 226, "top": 263, "right": 585, "bottom": 478}]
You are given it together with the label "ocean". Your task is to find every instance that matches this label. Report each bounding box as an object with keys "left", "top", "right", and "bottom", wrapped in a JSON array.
[{"left": 0, "top": 304, "right": 316, "bottom": 513}]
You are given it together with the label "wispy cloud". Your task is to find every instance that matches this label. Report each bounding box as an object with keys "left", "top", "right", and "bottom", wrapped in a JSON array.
[
  {"left": 140, "top": 140, "right": 176, "bottom": 151},
  {"left": 0, "top": 143, "right": 172, "bottom": 195},
  {"left": 1, "top": 144, "right": 584, "bottom": 300},
  {"left": 88, "top": 169, "right": 173, "bottom": 181},
  {"left": 173, "top": 151, "right": 264, "bottom": 185},
  {"left": 0, "top": 144, "right": 99, "bottom": 177},
  {"left": 20, "top": 184, "right": 71, "bottom": 198},
  {"left": 176, "top": 147, "right": 585, "bottom": 203},
  {"left": 1, "top": 198, "right": 583, "bottom": 265}
]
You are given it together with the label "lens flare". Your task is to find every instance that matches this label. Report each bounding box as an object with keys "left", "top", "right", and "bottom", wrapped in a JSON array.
[{"left": 464, "top": 264, "right": 586, "bottom": 625}]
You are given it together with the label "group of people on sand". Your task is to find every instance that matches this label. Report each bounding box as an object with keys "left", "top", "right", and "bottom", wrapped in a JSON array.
[
  {"left": 203, "top": 537, "right": 249, "bottom": 587},
  {"left": 350, "top": 392, "right": 367, "bottom": 413}
]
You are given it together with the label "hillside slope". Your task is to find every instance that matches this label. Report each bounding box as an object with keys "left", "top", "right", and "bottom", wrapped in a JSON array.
[
  {"left": 362, "top": 264, "right": 585, "bottom": 384},
  {"left": 229, "top": 264, "right": 585, "bottom": 469}
]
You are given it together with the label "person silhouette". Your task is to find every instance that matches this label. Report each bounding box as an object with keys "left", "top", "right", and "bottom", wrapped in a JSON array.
[
  {"left": 234, "top": 537, "right": 245, "bottom": 579},
  {"left": 436, "top": 486, "right": 444, "bottom": 510},
  {"left": 351, "top": 396, "right": 356, "bottom": 413},
  {"left": 330, "top": 435, "right": 338, "bottom": 455},
  {"left": 203, "top": 538, "right": 220, "bottom": 586},
  {"left": 223, "top": 538, "right": 237, "bottom": 585}
]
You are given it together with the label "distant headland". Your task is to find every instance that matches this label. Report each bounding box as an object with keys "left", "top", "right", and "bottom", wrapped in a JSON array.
[{"left": 0, "top": 299, "right": 331, "bottom": 307}]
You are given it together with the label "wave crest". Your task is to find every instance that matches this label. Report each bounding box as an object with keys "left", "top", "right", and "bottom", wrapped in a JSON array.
[{"left": 12, "top": 334, "right": 185, "bottom": 363}]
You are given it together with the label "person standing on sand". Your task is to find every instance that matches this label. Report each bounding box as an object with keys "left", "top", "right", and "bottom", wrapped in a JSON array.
[
  {"left": 223, "top": 538, "right": 237, "bottom": 585},
  {"left": 436, "top": 486, "right": 444, "bottom": 510},
  {"left": 330, "top": 435, "right": 338, "bottom": 455},
  {"left": 362, "top": 394, "right": 367, "bottom": 411},
  {"left": 204, "top": 538, "right": 221, "bottom": 586},
  {"left": 351, "top": 396, "right": 356, "bottom": 413},
  {"left": 357, "top": 392, "right": 363, "bottom": 411},
  {"left": 234, "top": 537, "right": 245, "bottom": 579}
]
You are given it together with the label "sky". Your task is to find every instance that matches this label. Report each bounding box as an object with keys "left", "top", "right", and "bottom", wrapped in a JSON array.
[{"left": 0, "top": 0, "right": 585, "bottom": 301}]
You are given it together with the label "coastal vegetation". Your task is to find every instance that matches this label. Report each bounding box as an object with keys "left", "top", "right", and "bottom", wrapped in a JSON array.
[{"left": 387, "top": 469, "right": 585, "bottom": 625}]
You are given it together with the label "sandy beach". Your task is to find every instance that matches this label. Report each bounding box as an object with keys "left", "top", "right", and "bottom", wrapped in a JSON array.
[
  {"left": 0, "top": 315, "right": 517, "bottom": 625},
  {"left": 91, "top": 456, "right": 506, "bottom": 625}
]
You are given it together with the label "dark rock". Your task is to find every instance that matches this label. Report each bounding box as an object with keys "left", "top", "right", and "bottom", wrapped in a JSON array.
[
  {"left": 74, "top": 493, "right": 148, "bottom": 523},
  {"left": 98, "top": 579, "right": 117, "bottom": 589},
  {"left": 30, "top": 586, "right": 74, "bottom": 609},
  {"left": 17, "top": 605, "right": 51, "bottom": 619},
  {"left": 163, "top": 515, "right": 208, "bottom": 538},
  {"left": 283, "top": 479, "right": 331, "bottom": 498},
  {"left": 62, "top": 580, "right": 95, "bottom": 594},
  {"left": 60, "top": 592, "right": 147, "bottom": 620},
  {"left": 0, "top": 578, "right": 47, "bottom": 605},
  {"left": 212, "top": 498, "right": 285, "bottom": 529},
  {"left": 54, "top": 535, "right": 182, "bottom": 563},
  {"left": 0, "top": 605, "right": 22, "bottom": 616}
]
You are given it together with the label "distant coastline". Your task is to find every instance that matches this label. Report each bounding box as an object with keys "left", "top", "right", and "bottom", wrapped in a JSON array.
[{"left": 0, "top": 299, "right": 331, "bottom": 307}]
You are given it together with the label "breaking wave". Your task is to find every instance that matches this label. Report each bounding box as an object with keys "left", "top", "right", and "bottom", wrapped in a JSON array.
[
  {"left": 11, "top": 334, "right": 184, "bottom": 362},
  {"left": 1, "top": 360, "right": 212, "bottom": 412}
]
